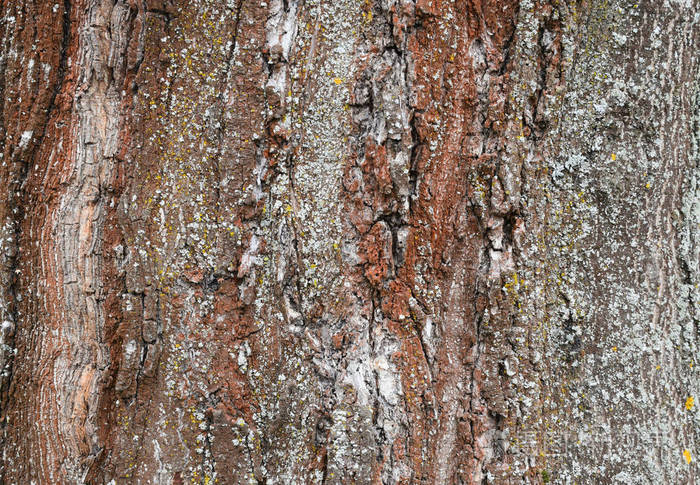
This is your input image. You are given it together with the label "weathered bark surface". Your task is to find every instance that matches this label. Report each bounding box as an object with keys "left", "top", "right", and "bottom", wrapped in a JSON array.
[{"left": 0, "top": 0, "right": 698, "bottom": 483}]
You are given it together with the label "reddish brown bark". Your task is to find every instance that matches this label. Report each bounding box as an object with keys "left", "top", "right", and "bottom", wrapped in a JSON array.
[{"left": 1, "top": 0, "right": 699, "bottom": 484}]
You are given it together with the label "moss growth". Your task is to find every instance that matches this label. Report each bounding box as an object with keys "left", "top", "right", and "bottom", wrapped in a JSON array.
[{"left": 541, "top": 469, "right": 550, "bottom": 483}]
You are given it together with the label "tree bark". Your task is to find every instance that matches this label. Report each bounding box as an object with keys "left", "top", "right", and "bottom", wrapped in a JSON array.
[{"left": 0, "top": 0, "right": 698, "bottom": 483}]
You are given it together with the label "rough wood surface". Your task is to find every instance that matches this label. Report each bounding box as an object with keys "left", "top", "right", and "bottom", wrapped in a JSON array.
[{"left": 0, "top": 0, "right": 698, "bottom": 483}]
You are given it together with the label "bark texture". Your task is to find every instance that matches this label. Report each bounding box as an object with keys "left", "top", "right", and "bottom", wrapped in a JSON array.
[{"left": 0, "top": 0, "right": 699, "bottom": 483}]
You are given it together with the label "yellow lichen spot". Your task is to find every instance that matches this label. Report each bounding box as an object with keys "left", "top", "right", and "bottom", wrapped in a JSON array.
[
  {"left": 333, "top": 77, "right": 343, "bottom": 85},
  {"left": 686, "top": 396, "right": 695, "bottom": 410},
  {"left": 611, "top": 153, "right": 616, "bottom": 161},
  {"left": 684, "top": 449, "right": 692, "bottom": 464}
]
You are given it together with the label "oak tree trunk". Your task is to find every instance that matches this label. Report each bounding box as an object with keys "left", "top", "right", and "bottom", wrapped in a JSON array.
[{"left": 0, "top": 0, "right": 698, "bottom": 483}]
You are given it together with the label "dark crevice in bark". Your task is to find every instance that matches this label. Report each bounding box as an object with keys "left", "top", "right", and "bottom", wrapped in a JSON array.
[
  {"left": 679, "top": 88, "right": 700, "bottom": 333},
  {"left": 145, "top": 8, "right": 174, "bottom": 22},
  {"left": 498, "top": 17, "right": 518, "bottom": 76},
  {"left": 122, "top": 1, "right": 143, "bottom": 84},
  {"left": 30, "top": 0, "right": 72, "bottom": 158},
  {"left": 408, "top": 117, "right": 423, "bottom": 217},
  {"left": 319, "top": 450, "right": 329, "bottom": 485},
  {"left": 286, "top": 158, "right": 308, "bottom": 328},
  {"left": 132, "top": 292, "right": 163, "bottom": 405},
  {"left": 0, "top": 0, "right": 72, "bottom": 434}
]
